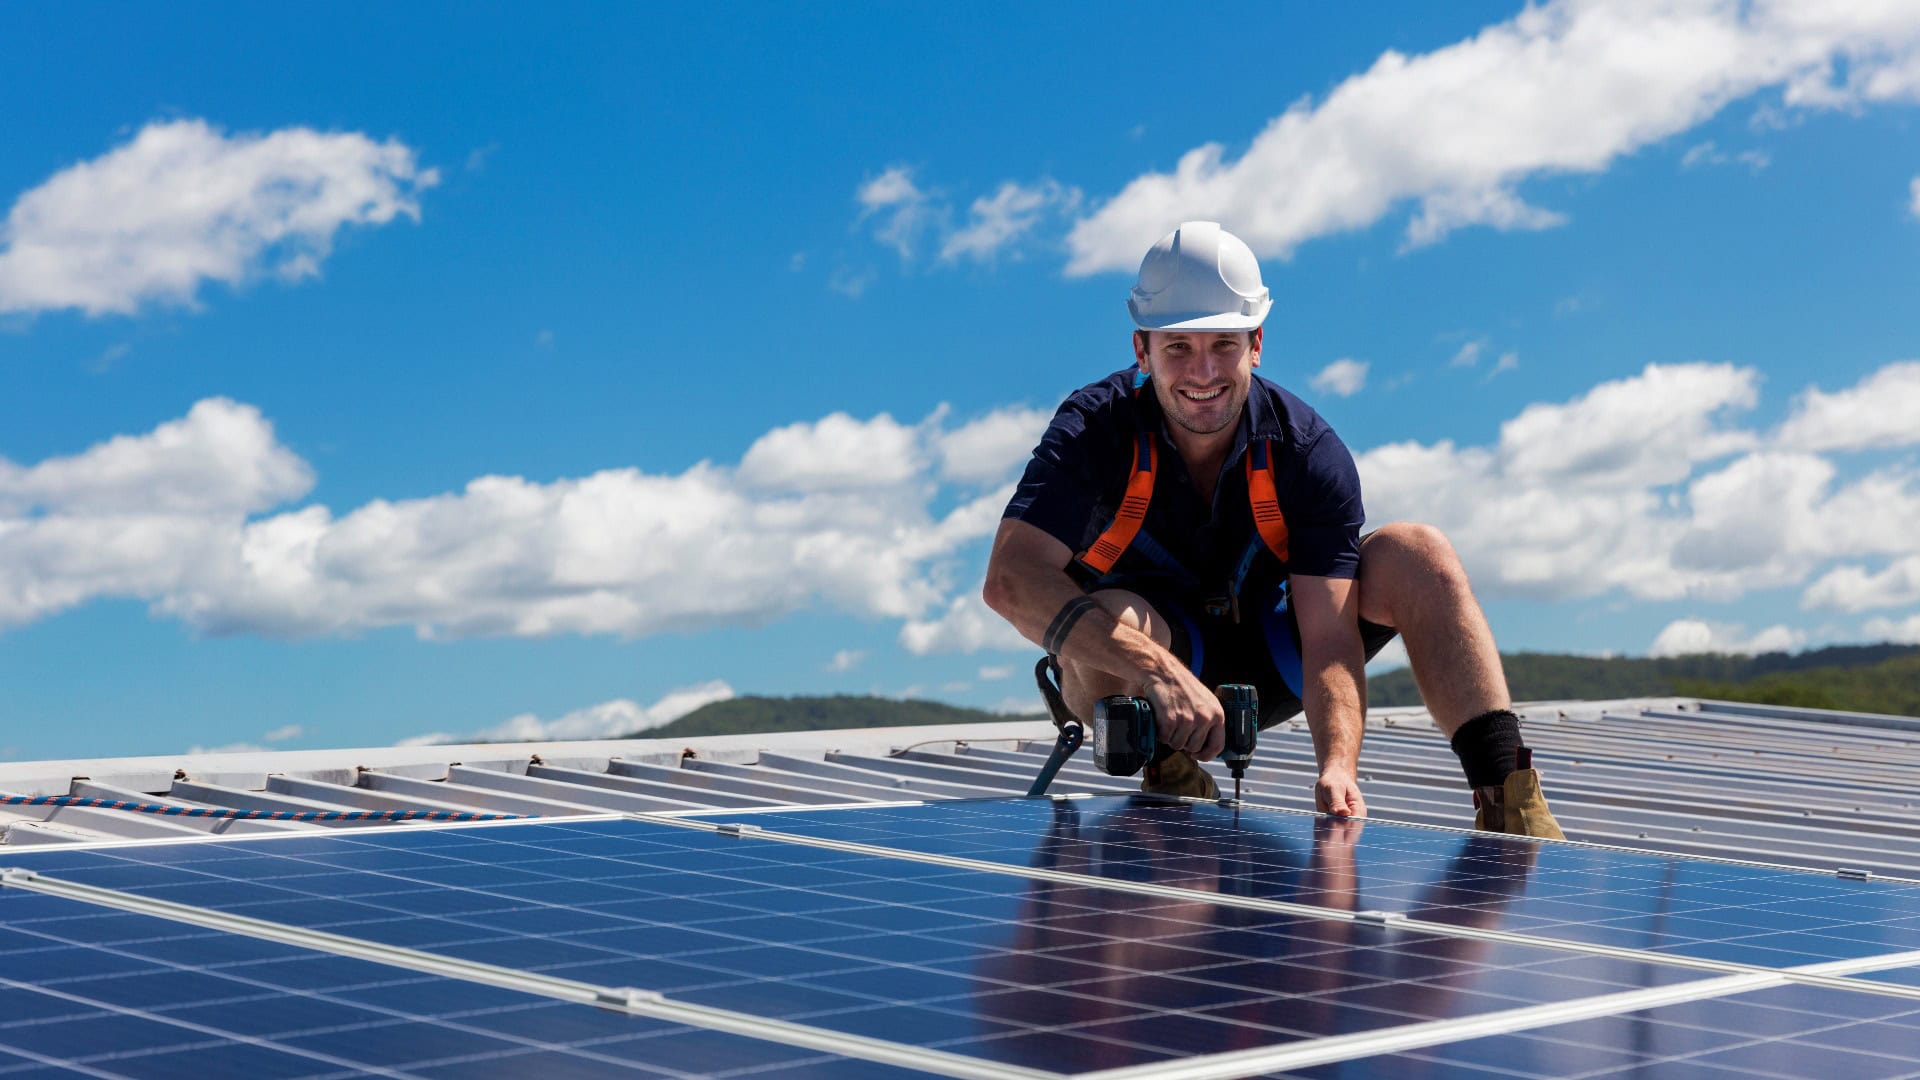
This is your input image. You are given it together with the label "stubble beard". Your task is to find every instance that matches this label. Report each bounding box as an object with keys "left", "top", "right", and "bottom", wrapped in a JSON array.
[{"left": 1160, "top": 381, "right": 1247, "bottom": 437}]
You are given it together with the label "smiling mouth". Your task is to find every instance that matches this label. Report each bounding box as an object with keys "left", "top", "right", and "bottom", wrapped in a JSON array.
[{"left": 1180, "top": 387, "right": 1226, "bottom": 402}]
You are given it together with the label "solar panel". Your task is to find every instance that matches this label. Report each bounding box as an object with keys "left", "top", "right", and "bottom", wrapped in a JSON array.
[
  {"left": 2, "top": 816, "right": 1739, "bottom": 1075},
  {"left": 4, "top": 796, "right": 1919, "bottom": 1078},
  {"left": 709, "top": 796, "right": 1920, "bottom": 968},
  {"left": 0, "top": 884, "right": 933, "bottom": 1079},
  {"left": 1277, "top": 983, "right": 1920, "bottom": 1079}
]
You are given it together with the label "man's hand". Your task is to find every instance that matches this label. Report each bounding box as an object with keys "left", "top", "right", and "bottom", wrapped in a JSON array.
[
  {"left": 1315, "top": 767, "right": 1368, "bottom": 817},
  {"left": 1140, "top": 666, "right": 1226, "bottom": 761}
]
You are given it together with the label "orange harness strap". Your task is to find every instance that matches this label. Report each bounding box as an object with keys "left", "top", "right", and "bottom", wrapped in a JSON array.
[
  {"left": 1077, "top": 431, "right": 1156, "bottom": 575},
  {"left": 1246, "top": 439, "right": 1290, "bottom": 563},
  {"left": 1078, "top": 431, "right": 1291, "bottom": 576}
]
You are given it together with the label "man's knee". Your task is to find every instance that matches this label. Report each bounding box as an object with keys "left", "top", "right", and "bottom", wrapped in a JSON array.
[
  {"left": 1362, "top": 522, "right": 1469, "bottom": 583},
  {"left": 1359, "top": 523, "right": 1473, "bottom": 625},
  {"left": 1057, "top": 588, "right": 1174, "bottom": 719}
]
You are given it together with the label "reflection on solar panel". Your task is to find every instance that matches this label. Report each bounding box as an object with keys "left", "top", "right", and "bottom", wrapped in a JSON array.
[
  {"left": 3, "top": 795, "right": 1918, "bottom": 1078},
  {"left": 0, "top": 887, "right": 931, "bottom": 1078}
]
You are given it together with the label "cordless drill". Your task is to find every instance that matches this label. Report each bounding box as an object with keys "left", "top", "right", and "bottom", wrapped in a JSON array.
[{"left": 1092, "top": 684, "right": 1259, "bottom": 801}]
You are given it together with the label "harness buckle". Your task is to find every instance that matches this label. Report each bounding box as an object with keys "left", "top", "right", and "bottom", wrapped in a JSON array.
[{"left": 1203, "top": 594, "right": 1243, "bottom": 623}]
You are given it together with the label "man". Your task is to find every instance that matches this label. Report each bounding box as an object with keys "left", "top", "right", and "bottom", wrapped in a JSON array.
[{"left": 981, "top": 221, "right": 1563, "bottom": 838}]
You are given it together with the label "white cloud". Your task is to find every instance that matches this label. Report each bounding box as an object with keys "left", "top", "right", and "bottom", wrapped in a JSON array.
[
  {"left": 1403, "top": 188, "right": 1565, "bottom": 252},
  {"left": 859, "top": 170, "right": 1078, "bottom": 267},
  {"left": 1911, "top": 177, "right": 1920, "bottom": 220},
  {"left": 0, "top": 119, "right": 436, "bottom": 317},
  {"left": 1680, "top": 141, "right": 1771, "bottom": 171},
  {"left": 1064, "top": 1, "right": 1920, "bottom": 273},
  {"left": 1864, "top": 612, "right": 1920, "bottom": 644},
  {"left": 978, "top": 665, "right": 1014, "bottom": 681},
  {"left": 20, "top": 359, "right": 1920, "bottom": 661},
  {"left": 900, "top": 592, "right": 1031, "bottom": 655},
  {"left": 1358, "top": 361, "right": 1920, "bottom": 603},
  {"left": 827, "top": 649, "right": 866, "bottom": 673},
  {"left": 857, "top": 166, "right": 938, "bottom": 259},
  {"left": 941, "top": 180, "right": 1081, "bottom": 263},
  {"left": 1489, "top": 352, "right": 1520, "bottom": 377},
  {"left": 933, "top": 406, "right": 1052, "bottom": 485},
  {"left": 828, "top": 267, "right": 875, "bottom": 298},
  {"left": 1498, "top": 363, "right": 1757, "bottom": 489},
  {"left": 186, "top": 721, "right": 305, "bottom": 754},
  {"left": 1776, "top": 360, "right": 1920, "bottom": 452},
  {"left": 1449, "top": 339, "right": 1486, "bottom": 368},
  {"left": 1803, "top": 556, "right": 1920, "bottom": 613},
  {"left": 0, "top": 398, "right": 314, "bottom": 629},
  {"left": 88, "top": 343, "right": 131, "bottom": 374},
  {"left": 1649, "top": 618, "right": 1806, "bottom": 658},
  {"left": 1309, "top": 358, "right": 1369, "bottom": 397},
  {"left": 0, "top": 397, "right": 311, "bottom": 517},
  {"left": 738, "top": 412, "right": 923, "bottom": 491},
  {"left": 0, "top": 399, "right": 1012, "bottom": 641},
  {"left": 404, "top": 680, "right": 735, "bottom": 746},
  {"left": 185, "top": 741, "right": 268, "bottom": 756}
]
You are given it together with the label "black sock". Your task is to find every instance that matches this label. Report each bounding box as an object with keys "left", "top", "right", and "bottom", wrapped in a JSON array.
[{"left": 1450, "top": 709, "right": 1524, "bottom": 788}]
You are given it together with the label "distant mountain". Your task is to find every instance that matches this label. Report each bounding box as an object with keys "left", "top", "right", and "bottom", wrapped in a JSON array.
[
  {"left": 629, "top": 695, "right": 1045, "bottom": 739},
  {"left": 1368, "top": 642, "right": 1920, "bottom": 714},
  {"left": 610, "top": 643, "right": 1920, "bottom": 741}
]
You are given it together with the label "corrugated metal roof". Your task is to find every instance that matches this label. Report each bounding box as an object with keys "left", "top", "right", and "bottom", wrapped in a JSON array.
[{"left": 4, "top": 696, "right": 1917, "bottom": 878}]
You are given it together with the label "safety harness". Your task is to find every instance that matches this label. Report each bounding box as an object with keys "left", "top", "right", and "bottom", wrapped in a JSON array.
[
  {"left": 1026, "top": 396, "right": 1300, "bottom": 796},
  {"left": 1073, "top": 428, "right": 1293, "bottom": 621}
]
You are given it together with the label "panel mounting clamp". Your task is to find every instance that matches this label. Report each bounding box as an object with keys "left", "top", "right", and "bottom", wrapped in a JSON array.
[
  {"left": 596, "top": 987, "right": 667, "bottom": 1010},
  {"left": 1353, "top": 910, "right": 1406, "bottom": 927}
]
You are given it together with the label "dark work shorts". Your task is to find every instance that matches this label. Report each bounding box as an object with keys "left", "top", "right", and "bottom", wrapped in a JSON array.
[{"left": 1089, "top": 573, "right": 1399, "bottom": 730}]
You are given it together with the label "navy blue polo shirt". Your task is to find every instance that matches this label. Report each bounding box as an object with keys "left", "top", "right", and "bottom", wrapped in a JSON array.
[{"left": 1004, "top": 369, "right": 1365, "bottom": 599}]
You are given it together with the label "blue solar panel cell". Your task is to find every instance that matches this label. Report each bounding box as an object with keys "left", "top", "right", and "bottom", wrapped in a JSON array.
[
  {"left": 0, "top": 887, "right": 939, "bottom": 1079},
  {"left": 2, "top": 814, "right": 1744, "bottom": 1076},
  {"left": 1281, "top": 983, "right": 1920, "bottom": 1080},
  {"left": 716, "top": 797, "right": 1920, "bottom": 968},
  {"left": 10, "top": 798, "right": 1920, "bottom": 1078},
  {"left": 1851, "top": 963, "right": 1920, "bottom": 989}
]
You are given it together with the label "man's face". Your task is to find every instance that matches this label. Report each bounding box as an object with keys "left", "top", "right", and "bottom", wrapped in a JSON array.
[{"left": 1134, "top": 329, "right": 1263, "bottom": 438}]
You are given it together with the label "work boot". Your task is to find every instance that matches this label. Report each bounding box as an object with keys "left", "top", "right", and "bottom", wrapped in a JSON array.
[
  {"left": 1473, "top": 749, "right": 1565, "bottom": 840},
  {"left": 1142, "top": 749, "right": 1219, "bottom": 800}
]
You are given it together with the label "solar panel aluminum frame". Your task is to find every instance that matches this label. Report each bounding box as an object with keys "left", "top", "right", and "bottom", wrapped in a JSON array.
[
  {"left": 12, "top": 796, "right": 1920, "bottom": 1079},
  {"left": 0, "top": 865, "right": 1055, "bottom": 1080},
  {"left": 633, "top": 811, "right": 1920, "bottom": 1004}
]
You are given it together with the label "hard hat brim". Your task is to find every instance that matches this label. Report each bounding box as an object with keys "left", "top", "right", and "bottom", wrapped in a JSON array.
[{"left": 1128, "top": 300, "right": 1272, "bottom": 333}]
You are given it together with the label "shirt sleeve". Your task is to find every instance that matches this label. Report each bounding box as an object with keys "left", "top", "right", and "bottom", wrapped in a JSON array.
[
  {"left": 1002, "top": 393, "right": 1112, "bottom": 554},
  {"left": 1282, "top": 427, "right": 1366, "bottom": 580}
]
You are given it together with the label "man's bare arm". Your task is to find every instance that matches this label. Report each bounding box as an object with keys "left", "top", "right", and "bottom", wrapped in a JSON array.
[
  {"left": 1290, "top": 573, "right": 1369, "bottom": 816},
  {"left": 983, "top": 518, "right": 1225, "bottom": 758}
]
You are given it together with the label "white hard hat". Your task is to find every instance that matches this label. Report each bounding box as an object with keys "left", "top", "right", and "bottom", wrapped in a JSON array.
[{"left": 1126, "top": 221, "right": 1272, "bottom": 332}]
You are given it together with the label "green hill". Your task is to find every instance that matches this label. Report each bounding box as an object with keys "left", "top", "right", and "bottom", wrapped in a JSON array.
[
  {"left": 1671, "top": 653, "right": 1920, "bottom": 716},
  {"left": 608, "top": 643, "right": 1919, "bottom": 742},
  {"left": 631, "top": 695, "right": 1045, "bottom": 739},
  {"left": 1368, "top": 643, "right": 1920, "bottom": 715}
]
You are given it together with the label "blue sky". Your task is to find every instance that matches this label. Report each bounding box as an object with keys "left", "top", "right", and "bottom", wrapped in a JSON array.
[{"left": 4, "top": 2, "right": 1920, "bottom": 759}]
